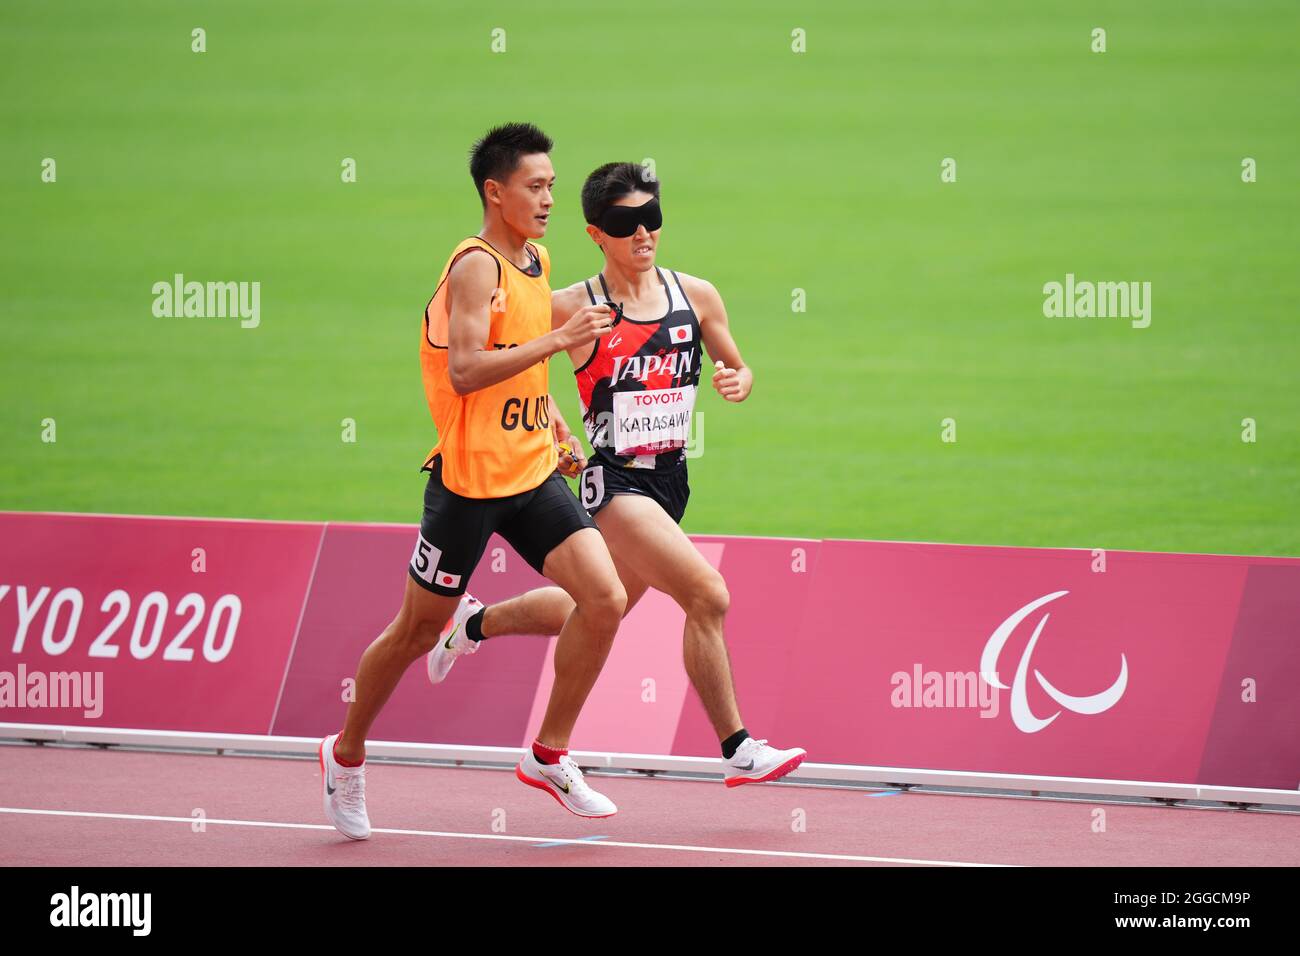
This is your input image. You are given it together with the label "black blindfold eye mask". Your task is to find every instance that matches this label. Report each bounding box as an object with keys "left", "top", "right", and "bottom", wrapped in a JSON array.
[{"left": 596, "top": 198, "right": 662, "bottom": 238}]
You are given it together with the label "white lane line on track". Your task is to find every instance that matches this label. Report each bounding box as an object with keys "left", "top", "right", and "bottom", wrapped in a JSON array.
[{"left": 0, "top": 806, "right": 1013, "bottom": 867}]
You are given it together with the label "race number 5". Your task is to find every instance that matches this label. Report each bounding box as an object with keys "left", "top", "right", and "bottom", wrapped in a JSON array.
[
  {"left": 580, "top": 466, "right": 605, "bottom": 510},
  {"left": 410, "top": 534, "right": 440, "bottom": 584}
]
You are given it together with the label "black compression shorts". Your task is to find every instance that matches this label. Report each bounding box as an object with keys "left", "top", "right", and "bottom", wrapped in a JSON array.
[{"left": 408, "top": 457, "right": 597, "bottom": 596}]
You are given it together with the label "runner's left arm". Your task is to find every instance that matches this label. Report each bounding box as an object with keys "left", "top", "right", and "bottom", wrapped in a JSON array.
[{"left": 687, "top": 276, "right": 752, "bottom": 403}]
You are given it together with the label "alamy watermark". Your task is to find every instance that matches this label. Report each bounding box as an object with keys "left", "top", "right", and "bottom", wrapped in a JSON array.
[
  {"left": 1043, "top": 273, "right": 1151, "bottom": 328},
  {"left": 0, "top": 663, "right": 103, "bottom": 718},
  {"left": 891, "top": 663, "right": 1000, "bottom": 718},
  {"left": 152, "top": 273, "right": 260, "bottom": 328},
  {"left": 50, "top": 886, "right": 150, "bottom": 936}
]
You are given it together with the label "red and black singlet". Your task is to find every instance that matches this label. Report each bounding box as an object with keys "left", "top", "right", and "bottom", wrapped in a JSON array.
[{"left": 574, "top": 268, "right": 702, "bottom": 472}]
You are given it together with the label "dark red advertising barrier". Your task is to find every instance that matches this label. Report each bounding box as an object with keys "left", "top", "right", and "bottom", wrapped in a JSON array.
[
  {"left": 0, "top": 513, "right": 322, "bottom": 733},
  {"left": 1, "top": 511, "right": 1296, "bottom": 790}
]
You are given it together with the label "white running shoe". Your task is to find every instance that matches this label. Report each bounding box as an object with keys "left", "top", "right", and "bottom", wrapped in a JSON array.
[
  {"left": 426, "top": 593, "right": 485, "bottom": 685},
  {"left": 319, "top": 733, "right": 370, "bottom": 840},
  {"left": 516, "top": 749, "right": 618, "bottom": 818},
  {"left": 724, "top": 737, "right": 807, "bottom": 788}
]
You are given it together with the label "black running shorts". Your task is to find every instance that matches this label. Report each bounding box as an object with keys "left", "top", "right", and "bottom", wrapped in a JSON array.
[
  {"left": 408, "top": 457, "right": 597, "bottom": 596},
  {"left": 577, "top": 458, "right": 691, "bottom": 525}
]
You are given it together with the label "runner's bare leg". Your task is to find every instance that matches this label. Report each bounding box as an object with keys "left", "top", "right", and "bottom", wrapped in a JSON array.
[
  {"left": 481, "top": 553, "right": 650, "bottom": 637},
  {"left": 594, "top": 496, "right": 743, "bottom": 739},
  {"left": 532, "top": 527, "right": 626, "bottom": 748},
  {"left": 335, "top": 577, "right": 460, "bottom": 763}
]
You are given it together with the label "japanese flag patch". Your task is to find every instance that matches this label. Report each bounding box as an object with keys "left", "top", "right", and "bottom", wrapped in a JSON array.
[{"left": 669, "top": 324, "right": 693, "bottom": 344}]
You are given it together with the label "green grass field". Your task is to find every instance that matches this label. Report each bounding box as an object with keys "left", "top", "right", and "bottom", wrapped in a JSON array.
[{"left": 2, "top": 1, "right": 1297, "bottom": 555}]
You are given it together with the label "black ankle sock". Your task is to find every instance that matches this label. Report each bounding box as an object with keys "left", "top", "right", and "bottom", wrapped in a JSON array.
[
  {"left": 465, "top": 607, "right": 487, "bottom": 642},
  {"left": 721, "top": 728, "right": 750, "bottom": 760}
]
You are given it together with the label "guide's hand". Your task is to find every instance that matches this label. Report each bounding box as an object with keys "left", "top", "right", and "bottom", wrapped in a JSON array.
[
  {"left": 556, "top": 439, "right": 586, "bottom": 479},
  {"left": 558, "top": 303, "right": 616, "bottom": 349}
]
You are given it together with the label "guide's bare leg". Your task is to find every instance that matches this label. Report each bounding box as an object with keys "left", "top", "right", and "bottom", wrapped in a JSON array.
[
  {"left": 533, "top": 527, "right": 627, "bottom": 748},
  {"left": 335, "top": 578, "right": 461, "bottom": 763}
]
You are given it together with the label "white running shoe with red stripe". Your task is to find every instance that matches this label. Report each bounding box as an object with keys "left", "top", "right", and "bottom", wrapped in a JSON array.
[
  {"left": 723, "top": 737, "right": 807, "bottom": 787},
  {"left": 516, "top": 749, "right": 618, "bottom": 818},
  {"left": 319, "top": 733, "right": 370, "bottom": 840}
]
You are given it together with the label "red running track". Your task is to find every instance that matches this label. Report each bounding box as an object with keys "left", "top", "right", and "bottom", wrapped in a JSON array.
[{"left": 1, "top": 745, "right": 1296, "bottom": 867}]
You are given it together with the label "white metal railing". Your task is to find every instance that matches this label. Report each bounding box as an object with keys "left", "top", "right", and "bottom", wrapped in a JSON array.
[{"left": 2, "top": 722, "right": 1296, "bottom": 808}]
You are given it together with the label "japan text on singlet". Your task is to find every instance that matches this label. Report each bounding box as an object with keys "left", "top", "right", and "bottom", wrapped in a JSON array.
[
  {"left": 573, "top": 268, "right": 702, "bottom": 471},
  {"left": 420, "top": 237, "right": 559, "bottom": 498}
]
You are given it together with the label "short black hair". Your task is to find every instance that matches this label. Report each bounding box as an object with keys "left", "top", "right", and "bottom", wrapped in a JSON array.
[
  {"left": 468, "top": 123, "right": 554, "bottom": 206},
  {"left": 581, "top": 162, "right": 661, "bottom": 224}
]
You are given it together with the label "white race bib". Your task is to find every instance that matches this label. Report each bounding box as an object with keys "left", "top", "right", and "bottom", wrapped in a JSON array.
[{"left": 612, "top": 385, "right": 696, "bottom": 456}]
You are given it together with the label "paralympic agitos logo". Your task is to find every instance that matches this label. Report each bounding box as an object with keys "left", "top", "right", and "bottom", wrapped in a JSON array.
[{"left": 980, "top": 590, "right": 1128, "bottom": 734}]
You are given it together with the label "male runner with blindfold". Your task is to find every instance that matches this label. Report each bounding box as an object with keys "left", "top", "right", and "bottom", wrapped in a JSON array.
[{"left": 428, "top": 162, "right": 807, "bottom": 788}]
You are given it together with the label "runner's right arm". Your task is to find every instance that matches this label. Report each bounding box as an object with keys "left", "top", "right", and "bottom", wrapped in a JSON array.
[{"left": 446, "top": 253, "right": 615, "bottom": 395}]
